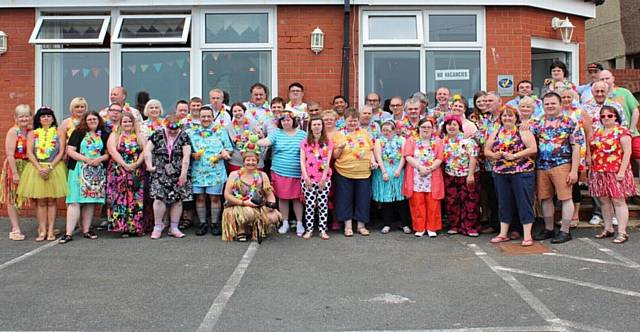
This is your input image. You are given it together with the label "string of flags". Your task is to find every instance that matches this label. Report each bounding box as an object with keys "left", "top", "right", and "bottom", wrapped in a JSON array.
[{"left": 68, "top": 58, "right": 191, "bottom": 78}]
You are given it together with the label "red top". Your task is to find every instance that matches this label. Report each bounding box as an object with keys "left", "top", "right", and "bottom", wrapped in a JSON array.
[{"left": 590, "top": 125, "right": 631, "bottom": 173}]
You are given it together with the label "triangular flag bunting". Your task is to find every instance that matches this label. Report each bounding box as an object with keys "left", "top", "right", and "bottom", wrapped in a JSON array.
[
  {"left": 140, "top": 64, "right": 149, "bottom": 72},
  {"left": 153, "top": 63, "right": 162, "bottom": 72},
  {"left": 128, "top": 65, "right": 137, "bottom": 74},
  {"left": 82, "top": 68, "right": 90, "bottom": 78},
  {"left": 71, "top": 69, "right": 80, "bottom": 77}
]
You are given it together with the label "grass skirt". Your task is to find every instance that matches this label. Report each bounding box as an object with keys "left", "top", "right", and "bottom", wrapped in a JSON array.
[
  {"left": 0, "top": 159, "right": 30, "bottom": 208},
  {"left": 221, "top": 205, "right": 282, "bottom": 242},
  {"left": 589, "top": 169, "right": 636, "bottom": 199},
  {"left": 16, "top": 162, "right": 67, "bottom": 199}
]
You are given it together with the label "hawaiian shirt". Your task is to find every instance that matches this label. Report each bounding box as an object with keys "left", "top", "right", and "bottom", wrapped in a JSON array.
[
  {"left": 372, "top": 109, "right": 392, "bottom": 126},
  {"left": 590, "top": 125, "right": 631, "bottom": 173},
  {"left": 443, "top": 133, "right": 478, "bottom": 177},
  {"left": 531, "top": 112, "right": 585, "bottom": 170},
  {"left": 361, "top": 122, "right": 381, "bottom": 142},
  {"left": 187, "top": 123, "right": 232, "bottom": 187},
  {"left": 336, "top": 117, "right": 346, "bottom": 131},
  {"left": 581, "top": 98, "right": 626, "bottom": 132},
  {"left": 476, "top": 112, "right": 501, "bottom": 171},
  {"left": 244, "top": 101, "right": 275, "bottom": 133},
  {"left": 491, "top": 126, "right": 535, "bottom": 174}
]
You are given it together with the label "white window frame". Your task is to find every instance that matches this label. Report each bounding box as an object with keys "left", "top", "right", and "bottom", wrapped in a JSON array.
[
  {"left": 29, "top": 15, "right": 111, "bottom": 44},
  {"left": 531, "top": 37, "right": 579, "bottom": 86},
  {"left": 362, "top": 47, "right": 424, "bottom": 105},
  {"left": 362, "top": 11, "right": 423, "bottom": 45},
  {"left": 113, "top": 14, "right": 191, "bottom": 44},
  {"left": 425, "top": 9, "right": 483, "bottom": 48},
  {"left": 201, "top": 8, "right": 275, "bottom": 49}
]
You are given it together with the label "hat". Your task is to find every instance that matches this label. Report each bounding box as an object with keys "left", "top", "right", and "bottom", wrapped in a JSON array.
[{"left": 587, "top": 62, "right": 604, "bottom": 71}]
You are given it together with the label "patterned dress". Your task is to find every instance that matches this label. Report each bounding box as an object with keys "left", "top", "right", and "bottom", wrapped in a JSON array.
[
  {"left": 372, "top": 135, "right": 405, "bottom": 202},
  {"left": 149, "top": 129, "right": 193, "bottom": 204},
  {"left": 107, "top": 133, "right": 146, "bottom": 234},
  {"left": 66, "top": 131, "right": 107, "bottom": 204},
  {"left": 589, "top": 125, "right": 636, "bottom": 198}
]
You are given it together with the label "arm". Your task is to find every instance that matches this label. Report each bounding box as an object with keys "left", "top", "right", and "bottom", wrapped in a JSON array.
[
  {"left": 66, "top": 140, "right": 86, "bottom": 163},
  {"left": 223, "top": 172, "right": 242, "bottom": 206},
  {"left": 262, "top": 173, "right": 277, "bottom": 204},
  {"left": 257, "top": 137, "right": 272, "bottom": 147},
  {"left": 58, "top": 120, "right": 68, "bottom": 145},
  {"left": 50, "top": 129, "right": 66, "bottom": 169},
  {"left": 483, "top": 130, "right": 500, "bottom": 160},
  {"left": 25, "top": 132, "right": 42, "bottom": 171},
  {"left": 630, "top": 106, "right": 639, "bottom": 133},
  {"left": 581, "top": 110, "right": 593, "bottom": 167},
  {"left": 178, "top": 143, "right": 191, "bottom": 186},
  {"left": 4, "top": 129, "right": 19, "bottom": 182},
  {"left": 134, "top": 135, "right": 148, "bottom": 168},
  {"left": 144, "top": 140, "right": 155, "bottom": 171},
  {"left": 567, "top": 142, "right": 580, "bottom": 185},
  {"left": 373, "top": 140, "right": 387, "bottom": 178},
  {"left": 618, "top": 135, "right": 633, "bottom": 180},
  {"left": 466, "top": 156, "right": 477, "bottom": 185},
  {"left": 515, "top": 130, "right": 538, "bottom": 158},
  {"left": 320, "top": 147, "right": 333, "bottom": 185},
  {"left": 300, "top": 146, "right": 310, "bottom": 186},
  {"left": 107, "top": 133, "right": 129, "bottom": 169}
]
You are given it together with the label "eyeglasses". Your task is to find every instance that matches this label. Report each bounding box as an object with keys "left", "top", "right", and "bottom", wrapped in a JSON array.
[
  {"left": 600, "top": 113, "right": 616, "bottom": 119},
  {"left": 86, "top": 118, "right": 99, "bottom": 122},
  {"left": 390, "top": 104, "right": 403, "bottom": 107},
  {"left": 109, "top": 108, "right": 123, "bottom": 112},
  {"left": 588, "top": 70, "right": 600, "bottom": 74}
]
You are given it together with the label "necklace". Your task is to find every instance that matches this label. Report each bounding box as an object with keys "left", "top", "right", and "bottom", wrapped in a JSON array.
[
  {"left": 15, "top": 126, "right": 28, "bottom": 157},
  {"left": 34, "top": 127, "right": 58, "bottom": 160},
  {"left": 416, "top": 138, "right": 436, "bottom": 167},
  {"left": 121, "top": 132, "right": 139, "bottom": 156},
  {"left": 380, "top": 136, "right": 403, "bottom": 165},
  {"left": 345, "top": 129, "right": 367, "bottom": 159},
  {"left": 232, "top": 117, "right": 251, "bottom": 145},
  {"left": 84, "top": 131, "right": 102, "bottom": 158},
  {"left": 307, "top": 141, "right": 330, "bottom": 171},
  {"left": 234, "top": 168, "right": 262, "bottom": 200}
]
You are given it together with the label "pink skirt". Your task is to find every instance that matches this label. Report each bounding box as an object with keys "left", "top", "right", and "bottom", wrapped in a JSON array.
[
  {"left": 271, "top": 171, "right": 302, "bottom": 200},
  {"left": 589, "top": 169, "right": 636, "bottom": 199}
]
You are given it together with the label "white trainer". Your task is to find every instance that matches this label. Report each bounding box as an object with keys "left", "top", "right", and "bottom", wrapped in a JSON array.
[
  {"left": 381, "top": 226, "right": 391, "bottom": 234},
  {"left": 589, "top": 215, "right": 602, "bottom": 225},
  {"left": 278, "top": 221, "right": 290, "bottom": 234},
  {"left": 612, "top": 217, "right": 619, "bottom": 226}
]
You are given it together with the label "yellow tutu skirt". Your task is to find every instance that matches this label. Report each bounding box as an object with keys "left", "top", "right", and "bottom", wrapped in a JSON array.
[
  {"left": 17, "top": 162, "right": 67, "bottom": 199},
  {"left": 0, "top": 159, "right": 30, "bottom": 208}
]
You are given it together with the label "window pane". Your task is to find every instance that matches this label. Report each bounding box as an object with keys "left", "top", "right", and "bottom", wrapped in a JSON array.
[
  {"left": 122, "top": 52, "right": 190, "bottom": 111},
  {"left": 364, "top": 51, "right": 420, "bottom": 101},
  {"left": 429, "top": 15, "right": 477, "bottom": 42},
  {"left": 37, "top": 18, "right": 105, "bottom": 40},
  {"left": 42, "top": 52, "right": 109, "bottom": 120},
  {"left": 119, "top": 17, "right": 186, "bottom": 40},
  {"left": 426, "top": 51, "right": 481, "bottom": 104},
  {"left": 205, "top": 13, "right": 269, "bottom": 44},
  {"left": 202, "top": 51, "right": 271, "bottom": 103},
  {"left": 368, "top": 16, "right": 417, "bottom": 41}
]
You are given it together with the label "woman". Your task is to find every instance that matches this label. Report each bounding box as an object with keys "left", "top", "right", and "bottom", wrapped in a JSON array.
[
  {"left": 1, "top": 105, "right": 32, "bottom": 240},
  {"left": 59, "top": 111, "right": 110, "bottom": 243},
  {"left": 333, "top": 108, "right": 376, "bottom": 237},
  {"left": 543, "top": 60, "right": 577, "bottom": 95},
  {"left": 59, "top": 97, "right": 88, "bottom": 143},
  {"left": 442, "top": 115, "right": 481, "bottom": 237},
  {"left": 227, "top": 102, "right": 265, "bottom": 172},
  {"left": 222, "top": 149, "right": 281, "bottom": 242},
  {"left": 141, "top": 99, "right": 164, "bottom": 139},
  {"left": 17, "top": 107, "right": 67, "bottom": 241},
  {"left": 300, "top": 116, "right": 333, "bottom": 240},
  {"left": 450, "top": 96, "right": 478, "bottom": 138},
  {"left": 322, "top": 109, "right": 341, "bottom": 231},
  {"left": 106, "top": 112, "right": 147, "bottom": 237},
  {"left": 485, "top": 106, "right": 538, "bottom": 246},
  {"left": 145, "top": 112, "right": 192, "bottom": 239},
  {"left": 322, "top": 109, "right": 339, "bottom": 142},
  {"left": 257, "top": 110, "right": 307, "bottom": 236},
  {"left": 470, "top": 91, "right": 488, "bottom": 126},
  {"left": 589, "top": 106, "right": 635, "bottom": 244},
  {"left": 403, "top": 118, "right": 444, "bottom": 237},
  {"left": 372, "top": 121, "right": 411, "bottom": 234}
]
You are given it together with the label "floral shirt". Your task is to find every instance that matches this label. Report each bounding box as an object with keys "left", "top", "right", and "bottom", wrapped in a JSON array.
[
  {"left": 361, "top": 122, "right": 380, "bottom": 142},
  {"left": 590, "top": 125, "right": 631, "bottom": 173},
  {"left": 336, "top": 117, "right": 346, "bottom": 131},
  {"left": 491, "top": 126, "right": 535, "bottom": 174},
  {"left": 442, "top": 133, "right": 478, "bottom": 177},
  {"left": 187, "top": 123, "right": 232, "bottom": 188},
  {"left": 244, "top": 101, "right": 275, "bottom": 133},
  {"left": 301, "top": 140, "right": 334, "bottom": 181},
  {"left": 531, "top": 112, "right": 585, "bottom": 170},
  {"left": 378, "top": 135, "right": 405, "bottom": 168},
  {"left": 397, "top": 117, "right": 420, "bottom": 140},
  {"left": 581, "top": 98, "right": 625, "bottom": 132},
  {"left": 412, "top": 138, "right": 439, "bottom": 192},
  {"left": 476, "top": 113, "right": 501, "bottom": 171}
]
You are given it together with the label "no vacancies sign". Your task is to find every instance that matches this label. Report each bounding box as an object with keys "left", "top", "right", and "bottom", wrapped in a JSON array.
[{"left": 434, "top": 69, "right": 469, "bottom": 81}]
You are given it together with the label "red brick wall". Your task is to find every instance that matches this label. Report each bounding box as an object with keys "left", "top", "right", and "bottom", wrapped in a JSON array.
[
  {"left": 485, "top": 6, "right": 586, "bottom": 94},
  {"left": 277, "top": 5, "right": 359, "bottom": 109},
  {"left": 611, "top": 69, "right": 640, "bottom": 93}
]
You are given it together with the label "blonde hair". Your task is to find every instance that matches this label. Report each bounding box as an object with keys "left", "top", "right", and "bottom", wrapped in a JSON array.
[
  {"left": 117, "top": 111, "right": 140, "bottom": 136},
  {"left": 68, "top": 97, "right": 88, "bottom": 114},
  {"left": 14, "top": 104, "right": 32, "bottom": 118},
  {"left": 519, "top": 96, "right": 536, "bottom": 107},
  {"left": 322, "top": 109, "right": 338, "bottom": 118},
  {"left": 143, "top": 99, "right": 164, "bottom": 117}
]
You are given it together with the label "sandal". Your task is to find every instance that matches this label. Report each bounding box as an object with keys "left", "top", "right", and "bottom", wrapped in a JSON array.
[
  {"left": 237, "top": 234, "right": 247, "bottom": 242},
  {"left": 594, "top": 230, "right": 615, "bottom": 239},
  {"left": 9, "top": 231, "right": 25, "bottom": 241},
  {"left": 58, "top": 234, "right": 73, "bottom": 244},
  {"left": 320, "top": 231, "right": 330, "bottom": 240},
  {"left": 570, "top": 218, "right": 580, "bottom": 228},
  {"left": 612, "top": 233, "right": 628, "bottom": 244},
  {"left": 178, "top": 218, "right": 193, "bottom": 230},
  {"left": 521, "top": 239, "right": 534, "bottom": 247},
  {"left": 46, "top": 232, "right": 56, "bottom": 241},
  {"left": 303, "top": 231, "right": 312, "bottom": 240},
  {"left": 83, "top": 231, "right": 98, "bottom": 240},
  {"left": 357, "top": 227, "right": 370, "bottom": 236},
  {"left": 35, "top": 232, "right": 46, "bottom": 242},
  {"left": 344, "top": 228, "right": 354, "bottom": 237},
  {"left": 490, "top": 236, "right": 511, "bottom": 243}
]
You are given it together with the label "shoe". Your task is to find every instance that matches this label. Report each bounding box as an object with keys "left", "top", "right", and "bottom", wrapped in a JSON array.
[
  {"left": 381, "top": 226, "right": 391, "bottom": 234},
  {"left": 196, "top": 223, "right": 209, "bottom": 236},
  {"left": 533, "top": 229, "right": 555, "bottom": 241},
  {"left": 589, "top": 215, "right": 602, "bottom": 225},
  {"left": 570, "top": 219, "right": 580, "bottom": 228},
  {"left": 168, "top": 228, "right": 186, "bottom": 238},
  {"left": 414, "top": 231, "right": 425, "bottom": 237},
  {"left": 236, "top": 233, "right": 247, "bottom": 242},
  {"left": 550, "top": 231, "right": 572, "bottom": 244},
  {"left": 344, "top": 228, "right": 354, "bottom": 237},
  {"left": 612, "top": 217, "right": 619, "bottom": 226},
  {"left": 303, "top": 231, "right": 312, "bottom": 239},
  {"left": 320, "top": 231, "right": 330, "bottom": 240},
  {"left": 210, "top": 223, "right": 222, "bottom": 236},
  {"left": 58, "top": 234, "right": 73, "bottom": 244},
  {"left": 468, "top": 232, "right": 479, "bottom": 237},
  {"left": 150, "top": 225, "right": 164, "bottom": 239},
  {"left": 427, "top": 230, "right": 438, "bottom": 238},
  {"left": 296, "top": 222, "right": 305, "bottom": 237},
  {"left": 402, "top": 226, "right": 412, "bottom": 234},
  {"left": 447, "top": 229, "right": 459, "bottom": 235},
  {"left": 521, "top": 239, "right": 534, "bottom": 247},
  {"left": 9, "top": 231, "right": 25, "bottom": 241},
  {"left": 357, "top": 227, "right": 370, "bottom": 236},
  {"left": 490, "top": 236, "right": 510, "bottom": 243},
  {"left": 82, "top": 231, "right": 98, "bottom": 239},
  {"left": 35, "top": 232, "right": 46, "bottom": 242},
  {"left": 178, "top": 218, "right": 193, "bottom": 230},
  {"left": 278, "top": 221, "right": 290, "bottom": 234},
  {"left": 612, "top": 232, "right": 628, "bottom": 244},
  {"left": 594, "top": 229, "right": 615, "bottom": 239}
]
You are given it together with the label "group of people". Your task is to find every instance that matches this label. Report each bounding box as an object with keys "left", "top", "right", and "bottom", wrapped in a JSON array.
[{"left": 1, "top": 60, "right": 637, "bottom": 245}]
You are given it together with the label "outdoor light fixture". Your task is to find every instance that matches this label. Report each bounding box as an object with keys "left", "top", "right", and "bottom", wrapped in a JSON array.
[
  {"left": 0, "top": 31, "right": 7, "bottom": 55},
  {"left": 310, "top": 27, "right": 324, "bottom": 54},
  {"left": 551, "top": 17, "right": 574, "bottom": 44}
]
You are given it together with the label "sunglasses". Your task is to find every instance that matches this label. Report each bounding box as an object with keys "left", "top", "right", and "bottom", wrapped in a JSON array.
[
  {"left": 600, "top": 113, "right": 616, "bottom": 119},
  {"left": 109, "top": 108, "right": 123, "bottom": 112}
]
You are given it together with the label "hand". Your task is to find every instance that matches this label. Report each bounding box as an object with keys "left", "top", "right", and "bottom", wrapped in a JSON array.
[
  {"left": 220, "top": 150, "right": 231, "bottom": 160},
  {"left": 519, "top": 121, "right": 531, "bottom": 131},
  {"left": 192, "top": 153, "right": 202, "bottom": 160},
  {"left": 243, "top": 200, "right": 258, "bottom": 208},
  {"left": 382, "top": 172, "right": 390, "bottom": 182},
  {"left": 615, "top": 172, "right": 625, "bottom": 181},
  {"left": 38, "top": 167, "right": 50, "bottom": 180},
  {"left": 147, "top": 165, "right": 156, "bottom": 172},
  {"left": 254, "top": 127, "right": 264, "bottom": 138},
  {"left": 319, "top": 178, "right": 327, "bottom": 190},
  {"left": 12, "top": 173, "right": 20, "bottom": 184},
  {"left": 370, "top": 160, "right": 379, "bottom": 170},
  {"left": 393, "top": 168, "right": 401, "bottom": 178},
  {"left": 303, "top": 176, "right": 313, "bottom": 189},
  {"left": 418, "top": 165, "right": 430, "bottom": 176},
  {"left": 177, "top": 174, "right": 188, "bottom": 187},
  {"left": 337, "top": 143, "right": 346, "bottom": 151},
  {"left": 466, "top": 174, "right": 475, "bottom": 186},
  {"left": 505, "top": 153, "right": 515, "bottom": 161},
  {"left": 566, "top": 171, "right": 578, "bottom": 185}
]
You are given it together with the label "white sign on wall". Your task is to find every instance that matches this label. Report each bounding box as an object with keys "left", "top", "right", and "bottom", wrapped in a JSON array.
[{"left": 434, "top": 69, "right": 469, "bottom": 81}]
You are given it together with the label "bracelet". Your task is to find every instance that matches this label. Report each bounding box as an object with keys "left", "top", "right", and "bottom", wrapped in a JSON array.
[{"left": 48, "top": 164, "right": 53, "bottom": 170}]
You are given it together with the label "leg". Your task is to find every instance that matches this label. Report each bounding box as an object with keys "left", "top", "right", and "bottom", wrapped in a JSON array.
[
  {"left": 7, "top": 203, "right": 21, "bottom": 234},
  {"left": 195, "top": 194, "right": 209, "bottom": 235},
  {"left": 541, "top": 199, "right": 556, "bottom": 231},
  {"left": 278, "top": 199, "right": 290, "bottom": 224},
  {"left": 80, "top": 204, "right": 96, "bottom": 234},
  {"left": 444, "top": 175, "right": 461, "bottom": 233},
  {"left": 151, "top": 199, "right": 167, "bottom": 238},
  {"left": 559, "top": 199, "right": 575, "bottom": 233},
  {"left": 46, "top": 198, "right": 57, "bottom": 240},
  {"left": 409, "top": 193, "right": 427, "bottom": 232},
  {"left": 316, "top": 183, "right": 330, "bottom": 233},
  {"left": 303, "top": 182, "right": 318, "bottom": 233},
  {"left": 611, "top": 198, "right": 628, "bottom": 235},
  {"left": 334, "top": 173, "right": 354, "bottom": 223},
  {"left": 354, "top": 178, "right": 371, "bottom": 233},
  {"left": 210, "top": 195, "right": 222, "bottom": 236},
  {"left": 35, "top": 199, "right": 47, "bottom": 240},
  {"left": 292, "top": 199, "right": 304, "bottom": 234},
  {"left": 598, "top": 196, "right": 615, "bottom": 233},
  {"left": 494, "top": 174, "right": 515, "bottom": 237},
  {"left": 461, "top": 175, "right": 481, "bottom": 235},
  {"left": 168, "top": 201, "right": 185, "bottom": 237},
  {"left": 65, "top": 203, "right": 81, "bottom": 236},
  {"left": 380, "top": 202, "right": 393, "bottom": 228},
  {"left": 424, "top": 193, "right": 442, "bottom": 232}
]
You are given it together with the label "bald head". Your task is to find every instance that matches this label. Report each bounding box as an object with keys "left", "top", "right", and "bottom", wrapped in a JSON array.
[{"left": 591, "top": 80, "right": 609, "bottom": 104}]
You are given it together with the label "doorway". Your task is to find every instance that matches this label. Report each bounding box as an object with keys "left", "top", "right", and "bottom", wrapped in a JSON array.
[{"left": 530, "top": 37, "right": 579, "bottom": 97}]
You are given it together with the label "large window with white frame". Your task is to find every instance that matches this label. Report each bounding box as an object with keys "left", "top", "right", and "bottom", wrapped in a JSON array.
[{"left": 361, "top": 8, "right": 484, "bottom": 106}]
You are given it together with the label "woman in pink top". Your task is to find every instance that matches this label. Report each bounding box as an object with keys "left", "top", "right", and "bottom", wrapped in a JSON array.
[{"left": 450, "top": 96, "right": 478, "bottom": 139}]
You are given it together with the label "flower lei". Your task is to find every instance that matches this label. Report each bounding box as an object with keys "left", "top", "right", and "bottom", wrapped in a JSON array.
[
  {"left": 592, "top": 125, "right": 626, "bottom": 154},
  {"left": 307, "top": 141, "right": 330, "bottom": 172},
  {"left": 416, "top": 138, "right": 436, "bottom": 167},
  {"left": 496, "top": 126, "right": 518, "bottom": 152},
  {"left": 345, "top": 129, "right": 368, "bottom": 160},
  {"left": 380, "top": 136, "right": 403, "bottom": 165},
  {"left": 145, "top": 118, "right": 164, "bottom": 133},
  {"left": 121, "top": 133, "right": 140, "bottom": 156},
  {"left": 232, "top": 117, "right": 251, "bottom": 145},
  {"left": 84, "top": 131, "right": 103, "bottom": 158},
  {"left": 34, "top": 127, "right": 58, "bottom": 160},
  {"left": 233, "top": 168, "right": 262, "bottom": 200},
  {"left": 15, "top": 126, "right": 28, "bottom": 157},
  {"left": 443, "top": 133, "right": 465, "bottom": 161},
  {"left": 194, "top": 124, "right": 222, "bottom": 139}
]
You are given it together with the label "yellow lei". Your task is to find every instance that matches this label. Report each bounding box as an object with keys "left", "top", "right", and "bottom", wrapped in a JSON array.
[{"left": 34, "top": 127, "right": 58, "bottom": 160}]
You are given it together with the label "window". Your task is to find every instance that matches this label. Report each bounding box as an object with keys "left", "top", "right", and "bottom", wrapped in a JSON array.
[
  {"left": 428, "top": 15, "right": 477, "bottom": 42},
  {"left": 202, "top": 51, "right": 271, "bottom": 103},
  {"left": 426, "top": 51, "right": 481, "bottom": 105},
  {"left": 364, "top": 51, "right": 420, "bottom": 101},
  {"left": 30, "top": 16, "right": 110, "bottom": 44},
  {"left": 114, "top": 15, "right": 191, "bottom": 44},
  {"left": 41, "top": 52, "right": 109, "bottom": 120},
  {"left": 122, "top": 52, "right": 190, "bottom": 110},
  {"left": 204, "top": 13, "right": 270, "bottom": 45},
  {"left": 363, "top": 12, "right": 422, "bottom": 44}
]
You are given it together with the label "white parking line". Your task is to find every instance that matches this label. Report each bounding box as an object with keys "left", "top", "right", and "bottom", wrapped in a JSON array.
[
  {"left": 196, "top": 242, "right": 259, "bottom": 332},
  {"left": 345, "top": 326, "right": 568, "bottom": 332},
  {"left": 578, "top": 238, "right": 640, "bottom": 269},
  {"left": 551, "top": 319, "right": 617, "bottom": 332},
  {"left": 0, "top": 240, "right": 59, "bottom": 272},
  {"left": 495, "top": 266, "right": 640, "bottom": 298},
  {"left": 542, "top": 252, "right": 630, "bottom": 267}
]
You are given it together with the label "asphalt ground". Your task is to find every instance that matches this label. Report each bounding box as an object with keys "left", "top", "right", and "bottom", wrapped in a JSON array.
[{"left": 1, "top": 218, "right": 639, "bottom": 332}]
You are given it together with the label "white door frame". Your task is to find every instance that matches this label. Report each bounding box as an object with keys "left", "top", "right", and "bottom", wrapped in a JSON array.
[{"left": 531, "top": 37, "right": 579, "bottom": 85}]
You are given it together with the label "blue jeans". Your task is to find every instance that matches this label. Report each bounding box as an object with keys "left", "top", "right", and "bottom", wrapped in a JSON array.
[
  {"left": 494, "top": 172, "right": 535, "bottom": 225},
  {"left": 334, "top": 172, "right": 371, "bottom": 223}
]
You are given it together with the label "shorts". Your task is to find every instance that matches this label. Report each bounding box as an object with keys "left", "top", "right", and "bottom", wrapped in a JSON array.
[
  {"left": 192, "top": 185, "right": 223, "bottom": 195},
  {"left": 536, "top": 163, "right": 573, "bottom": 201},
  {"left": 271, "top": 171, "right": 302, "bottom": 200}
]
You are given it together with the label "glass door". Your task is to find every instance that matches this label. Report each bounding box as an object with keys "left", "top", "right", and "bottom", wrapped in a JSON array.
[{"left": 531, "top": 49, "right": 569, "bottom": 97}]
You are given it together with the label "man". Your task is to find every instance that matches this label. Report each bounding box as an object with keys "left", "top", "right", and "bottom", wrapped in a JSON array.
[
  {"left": 206, "top": 88, "right": 232, "bottom": 127},
  {"left": 506, "top": 80, "right": 544, "bottom": 118},
  {"left": 101, "top": 86, "right": 143, "bottom": 123},
  {"left": 188, "top": 97, "right": 202, "bottom": 124},
  {"left": 428, "top": 87, "right": 451, "bottom": 123},
  {"left": 286, "top": 82, "right": 307, "bottom": 118},
  {"left": 477, "top": 91, "right": 502, "bottom": 233},
  {"left": 365, "top": 92, "right": 392, "bottom": 125},
  {"left": 244, "top": 83, "right": 273, "bottom": 128},
  {"left": 389, "top": 96, "right": 406, "bottom": 123},
  {"left": 411, "top": 92, "right": 429, "bottom": 117},
  {"left": 359, "top": 105, "right": 380, "bottom": 141},
  {"left": 398, "top": 97, "right": 422, "bottom": 139},
  {"left": 176, "top": 100, "right": 190, "bottom": 124},
  {"left": 332, "top": 95, "right": 348, "bottom": 130},
  {"left": 188, "top": 106, "right": 233, "bottom": 236},
  {"left": 101, "top": 102, "right": 123, "bottom": 135},
  {"left": 578, "top": 62, "right": 604, "bottom": 104},
  {"left": 532, "top": 92, "right": 584, "bottom": 243}
]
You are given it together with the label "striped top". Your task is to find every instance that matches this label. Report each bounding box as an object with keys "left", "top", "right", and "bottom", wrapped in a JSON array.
[{"left": 267, "top": 129, "right": 307, "bottom": 178}]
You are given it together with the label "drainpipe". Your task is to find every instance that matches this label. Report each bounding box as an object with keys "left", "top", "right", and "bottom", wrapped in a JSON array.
[{"left": 342, "top": 0, "right": 351, "bottom": 102}]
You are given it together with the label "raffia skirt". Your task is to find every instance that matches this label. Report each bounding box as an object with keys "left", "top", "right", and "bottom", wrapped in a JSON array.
[
  {"left": 16, "top": 162, "right": 67, "bottom": 199},
  {"left": 221, "top": 205, "right": 282, "bottom": 242},
  {"left": 589, "top": 168, "right": 636, "bottom": 199},
  {"left": 0, "top": 159, "right": 30, "bottom": 208}
]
